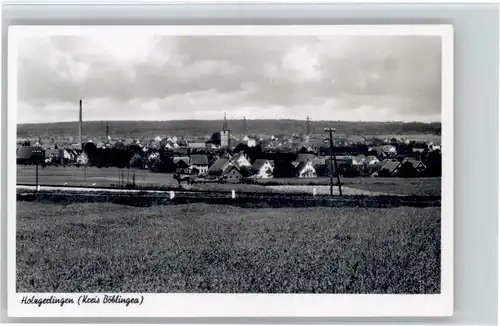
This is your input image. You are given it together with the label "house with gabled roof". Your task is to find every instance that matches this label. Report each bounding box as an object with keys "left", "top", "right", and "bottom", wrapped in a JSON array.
[
  {"left": 76, "top": 152, "right": 89, "bottom": 165},
  {"left": 44, "top": 148, "right": 61, "bottom": 164},
  {"left": 207, "top": 158, "right": 232, "bottom": 177},
  {"left": 250, "top": 159, "right": 274, "bottom": 178},
  {"left": 189, "top": 154, "right": 209, "bottom": 175},
  {"left": 173, "top": 156, "right": 190, "bottom": 174},
  {"left": 336, "top": 155, "right": 364, "bottom": 166},
  {"left": 231, "top": 151, "right": 251, "bottom": 169},
  {"left": 401, "top": 157, "right": 427, "bottom": 176},
  {"left": 294, "top": 160, "right": 317, "bottom": 178},
  {"left": 222, "top": 165, "right": 244, "bottom": 183}
]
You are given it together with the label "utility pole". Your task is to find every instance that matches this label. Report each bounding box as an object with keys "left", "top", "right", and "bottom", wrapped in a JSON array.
[
  {"left": 324, "top": 128, "right": 342, "bottom": 196},
  {"left": 79, "top": 99, "right": 83, "bottom": 150},
  {"left": 306, "top": 116, "right": 311, "bottom": 137},
  {"left": 243, "top": 116, "right": 248, "bottom": 136}
]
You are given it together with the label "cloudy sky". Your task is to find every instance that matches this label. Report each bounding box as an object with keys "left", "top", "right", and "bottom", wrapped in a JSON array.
[{"left": 17, "top": 33, "right": 442, "bottom": 124}]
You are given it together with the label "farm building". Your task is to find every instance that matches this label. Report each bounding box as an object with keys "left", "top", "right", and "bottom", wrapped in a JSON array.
[
  {"left": 174, "top": 157, "right": 191, "bottom": 174},
  {"left": 294, "top": 160, "right": 317, "bottom": 178},
  {"left": 175, "top": 160, "right": 190, "bottom": 174},
  {"left": 250, "top": 159, "right": 274, "bottom": 178},
  {"left": 189, "top": 154, "right": 209, "bottom": 175},
  {"left": 207, "top": 158, "right": 232, "bottom": 177},
  {"left": 17, "top": 145, "right": 45, "bottom": 164},
  {"left": 222, "top": 165, "right": 244, "bottom": 183}
]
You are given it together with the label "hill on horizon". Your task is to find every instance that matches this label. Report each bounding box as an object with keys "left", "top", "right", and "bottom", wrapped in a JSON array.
[{"left": 17, "top": 119, "right": 442, "bottom": 140}]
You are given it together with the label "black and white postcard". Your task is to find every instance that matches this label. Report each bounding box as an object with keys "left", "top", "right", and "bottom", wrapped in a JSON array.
[{"left": 8, "top": 25, "right": 454, "bottom": 317}]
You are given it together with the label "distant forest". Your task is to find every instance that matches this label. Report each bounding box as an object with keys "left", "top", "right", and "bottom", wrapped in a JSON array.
[{"left": 17, "top": 120, "right": 442, "bottom": 139}]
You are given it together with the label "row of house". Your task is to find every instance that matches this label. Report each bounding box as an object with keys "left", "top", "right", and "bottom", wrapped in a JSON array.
[
  {"left": 16, "top": 145, "right": 90, "bottom": 165},
  {"left": 170, "top": 150, "right": 430, "bottom": 181}
]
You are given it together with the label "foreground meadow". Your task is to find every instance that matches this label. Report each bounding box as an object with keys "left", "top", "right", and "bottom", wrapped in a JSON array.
[
  {"left": 17, "top": 165, "right": 441, "bottom": 196},
  {"left": 17, "top": 202, "right": 440, "bottom": 293}
]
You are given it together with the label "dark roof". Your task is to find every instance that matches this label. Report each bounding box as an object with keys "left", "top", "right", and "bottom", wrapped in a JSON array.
[
  {"left": 17, "top": 146, "right": 44, "bottom": 160},
  {"left": 380, "top": 159, "right": 394, "bottom": 166},
  {"left": 380, "top": 161, "right": 401, "bottom": 173},
  {"left": 297, "top": 153, "right": 316, "bottom": 162},
  {"left": 173, "top": 156, "right": 190, "bottom": 165},
  {"left": 222, "top": 162, "right": 236, "bottom": 175},
  {"left": 208, "top": 158, "right": 230, "bottom": 175},
  {"left": 312, "top": 157, "right": 326, "bottom": 166},
  {"left": 190, "top": 154, "right": 209, "bottom": 165},
  {"left": 176, "top": 159, "right": 190, "bottom": 169},
  {"left": 223, "top": 165, "right": 243, "bottom": 177}
]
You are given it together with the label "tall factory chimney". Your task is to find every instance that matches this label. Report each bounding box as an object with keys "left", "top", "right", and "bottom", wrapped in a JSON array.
[{"left": 79, "top": 99, "right": 83, "bottom": 150}]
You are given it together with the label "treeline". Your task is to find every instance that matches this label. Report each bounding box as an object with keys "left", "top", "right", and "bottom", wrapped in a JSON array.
[{"left": 18, "top": 120, "right": 442, "bottom": 139}]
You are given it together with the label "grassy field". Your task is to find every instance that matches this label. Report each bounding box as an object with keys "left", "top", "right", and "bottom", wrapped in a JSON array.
[
  {"left": 17, "top": 165, "right": 178, "bottom": 188},
  {"left": 17, "top": 165, "right": 441, "bottom": 196},
  {"left": 17, "top": 202, "right": 440, "bottom": 293}
]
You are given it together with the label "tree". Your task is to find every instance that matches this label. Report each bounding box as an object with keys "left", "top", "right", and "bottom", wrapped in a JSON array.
[
  {"left": 273, "top": 161, "right": 295, "bottom": 178},
  {"left": 234, "top": 143, "right": 248, "bottom": 154}
]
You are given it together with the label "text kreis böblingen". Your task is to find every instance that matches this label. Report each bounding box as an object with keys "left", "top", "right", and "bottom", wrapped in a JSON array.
[{"left": 21, "top": 295, "right": 144, "bottom": 307}]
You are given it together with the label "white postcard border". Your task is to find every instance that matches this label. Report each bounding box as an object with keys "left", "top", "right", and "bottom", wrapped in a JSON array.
[{"left": 7, "top": 24, "right": 454, "bottom": 318}]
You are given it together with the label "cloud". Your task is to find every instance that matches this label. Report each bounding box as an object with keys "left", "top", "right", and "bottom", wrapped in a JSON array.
[{"left": 16, "top": 33, "right": 442, "bottom": 123}]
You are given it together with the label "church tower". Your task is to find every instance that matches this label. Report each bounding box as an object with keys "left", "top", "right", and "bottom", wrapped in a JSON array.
[{"left": 220, "top": 112, "right": 230, "bottom": 148}]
